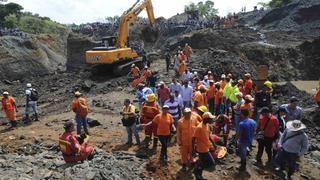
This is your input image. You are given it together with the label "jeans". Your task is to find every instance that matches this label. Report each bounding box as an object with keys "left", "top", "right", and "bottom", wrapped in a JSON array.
[
  {"left": 126, "top": 123, "right": 140, "bottom": 144},
  {"left": 237, "top": 143, "right": 249, "bottom": 170},
  {"left": 25, "top": 102, "right": 38, "bottom": 115},
  {"left": 194, "top": 152, "right": 215, "bottom": 177},
  {"left": 256, "top": 137, "right": 273, "bottom": 162},
  {"left": 208, "top": 98, "right": 214, "bottom": 115},
  {"left": 276, "top": 149, "right": 299, "bottom": 177},
  {"left": 76, "top": 116, "right": 89, "bottom": 135},
  {"left": 159, "top": 135, "right": 170, "bottom": 159},
  {"left": 183, "top": 101, "right": 192, "bottom": 108}
]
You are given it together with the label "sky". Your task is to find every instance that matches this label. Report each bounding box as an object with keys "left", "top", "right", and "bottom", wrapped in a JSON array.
[{"left": 7, "top": 0, "right": 270, "bottom": 24}]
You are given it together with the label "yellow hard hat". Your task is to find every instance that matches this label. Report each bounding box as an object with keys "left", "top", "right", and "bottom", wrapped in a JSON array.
[
  {"left": 264, "top": 81, "right": 272, "bottom": 88},
  {"left": 146, "top": 93, "right": 156, "bottom": 103},
  {"left": 197, "top": 105, "right": 208, "bottom": 113},
  {"left": 202, "top": 112, "right": 214, "bottom": 119}
]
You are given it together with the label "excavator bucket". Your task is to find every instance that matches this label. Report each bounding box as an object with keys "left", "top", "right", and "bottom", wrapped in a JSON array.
[{"left": 141, "top": 26, "right": 158, "bottom": 43}]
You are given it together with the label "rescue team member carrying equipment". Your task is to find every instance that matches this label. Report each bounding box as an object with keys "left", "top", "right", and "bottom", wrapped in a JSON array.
[
  {"left": 140, "top": 93, "right": 160, "bottom": 148},
  {"left": 1, "top": 91, "right": 18, "bottom": 127},
  {"left": 59, "top": 122, "right": 94, "bottom": 163}
]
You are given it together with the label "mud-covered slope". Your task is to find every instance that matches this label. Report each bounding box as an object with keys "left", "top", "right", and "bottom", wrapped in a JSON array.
[
  {"left": 258, "top": 0, "right": 320, "bottom": 36},
  {"left": 0, "top": 33, "right": 69, "bottom": 81}
]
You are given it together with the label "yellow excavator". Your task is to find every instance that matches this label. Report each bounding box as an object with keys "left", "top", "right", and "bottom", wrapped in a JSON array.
[{"left": 85, "top": 0, "right": 157, "bottom": 76}]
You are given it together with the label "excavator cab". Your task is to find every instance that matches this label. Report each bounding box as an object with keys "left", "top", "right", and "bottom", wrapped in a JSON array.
[{"left": 92, "top": 36, "right": 117, "bottom": 51}]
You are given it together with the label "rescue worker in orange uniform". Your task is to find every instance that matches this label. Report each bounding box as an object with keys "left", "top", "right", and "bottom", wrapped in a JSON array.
[
  {"left": 192, "top": 105, "right": 208, "bottom": 122},
  {"left": 71, "top": 91, "right": 89, "bottom": 135},
  {"left": 214, "top": 82, "right": 224, "bottom": 115},
  {"left": 214, "top": 114, "right": 231, "bottom": 146},
  {"left": 142, "top": 105, "right": 176, "bottom": 162},
  {"left": 193, "top": 77, "right": 202, "bottom": 90},
  {"left": 178, "top": 61, "right": 186, "bottom": 76},
  {"left": 1, "top": 91, "right": 18, "bottom": 127},
  {"left": 177, "top": 108, "right": 199, "bottom": 171},
  {"left": 192, "top": 112, "right": 216, "bottom": 180},
  {"left": 314, "top": 80, "right": 320, "bottom": 107},
  {"left": 183, "top": 43, "right": 192, "bottom": 60},
  {"left": 193, "top": 85, "right": 207, "bottom": 109},
  {"left": 219, "top": 74, "right": 227, "bottom": 90},
  {"left": 59, "top": 121, "right": 94, "bottom": 163},
  {"left": 207, "top": 80, "right": 215, "bottom": 115},
  {"left": 241, "top": 95, "right": 254, "bottom": 118},
  {"left": 244, "top": 73, "right": 253, "bottom": 96},
  {"left": 142, "top": 66, "right": 152, "bottom": 86},
  {"left": 140, "top": 93, "right": 160, "bottom": 148},
  {"left": 130, "top": 64, "right": 140, "bottom": 78}
]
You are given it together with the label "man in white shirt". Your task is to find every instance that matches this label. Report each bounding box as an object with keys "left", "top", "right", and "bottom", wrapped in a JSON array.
[
  {"left": 170, "top": 78, "right": 182, "bottom": 94},
  {"left": 181, "top": 81, "right": 193, "bottom": 108},
  {"left": 25, "top": 83, "right": 39, "bottom": 122},
  {"left": 182, "top": 69, "right": 192, "bottom": 82}
]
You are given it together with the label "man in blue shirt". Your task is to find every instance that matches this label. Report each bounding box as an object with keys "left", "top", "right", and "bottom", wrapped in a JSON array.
[{"left": 237, "top": 108, "right": 256, "bottom": 172}]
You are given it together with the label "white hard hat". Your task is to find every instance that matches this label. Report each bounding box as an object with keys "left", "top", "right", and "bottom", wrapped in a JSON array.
[
  {"left": 26, "top": 83, "right": 32, "bottom": 88},
  {"left": 3, "top": 91, "right": 9, "bottom": 95}
]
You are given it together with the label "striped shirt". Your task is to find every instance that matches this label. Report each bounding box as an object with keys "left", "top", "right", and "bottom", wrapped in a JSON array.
[{"left": 164, "top": 99, "right": 180, "bottom": 119}]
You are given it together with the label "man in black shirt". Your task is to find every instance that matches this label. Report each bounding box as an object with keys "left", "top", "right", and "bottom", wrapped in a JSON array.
[{"left": 254, "top": 84, "right": 271, "bottom": 121}]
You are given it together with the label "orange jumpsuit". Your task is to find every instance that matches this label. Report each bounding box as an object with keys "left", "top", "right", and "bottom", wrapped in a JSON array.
[
  {"left": 140, "top": 102, "right": 160, "bottom": 137},
  {"left": 193, "top": 91, "right": 205, "bottom": 107},
  {"left": 131, "top": 67, "right": 140, "bottom": 78},
  {"left": 178, "top": 61, "right": 186, "bottom": 76},
  {"left": 177, "top": 116, "right": 199, "bottom": 164},
  {"left": 220, "top": 80, "right": 227, "bottom": 90},
  {"left": 143, "top": 69, "right": 152, "bottom": 79},
  {"left": 1, "top": 96, "right": 16, "bottom": 121},
  {"left": 191, "top": 112, "right": 203, "bottom": 122}
]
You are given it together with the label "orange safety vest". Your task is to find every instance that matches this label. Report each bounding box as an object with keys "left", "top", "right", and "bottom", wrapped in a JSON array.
[{"left": 140, "top": 102, "right": 160, "bottom": 123}]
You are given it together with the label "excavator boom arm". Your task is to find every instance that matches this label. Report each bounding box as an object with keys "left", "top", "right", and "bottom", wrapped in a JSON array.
[{"left": 117, "top": 0, "right": 156, "bottom": 48}]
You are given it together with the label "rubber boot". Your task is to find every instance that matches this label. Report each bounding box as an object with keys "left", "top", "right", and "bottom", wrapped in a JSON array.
[
  {"left": 239, "top": 159, "right": 246, "bottom": 172},
  {"left": 34, "top": 113, "right": 39, "bottom": 121},
  {"left": 24, "top": 114, "right": 31, "bottom": 124},
  {"left": 152, "top": 137, "right": 158, "bottom": 149}
]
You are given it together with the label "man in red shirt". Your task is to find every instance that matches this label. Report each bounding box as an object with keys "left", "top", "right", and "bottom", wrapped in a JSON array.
[
  {"left": 256, "top": 107, "right": 279, "bottom": 165},
  {"left": 157, "top": 81, "right": 170, "bottom": 107},
  {"left": 214, "top": 114, "right": 231, "bottom": 146}
]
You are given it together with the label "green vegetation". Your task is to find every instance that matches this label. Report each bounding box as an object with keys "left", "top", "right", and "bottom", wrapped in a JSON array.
[
  {"left": 0, "top": 2, "right": 67, "bottom": 34},
  {"left": 258, "top": 0, "right": 293, "bottom": 8},
  {"left": 184, "top": 0, "right": 218, "bottom": 19}
]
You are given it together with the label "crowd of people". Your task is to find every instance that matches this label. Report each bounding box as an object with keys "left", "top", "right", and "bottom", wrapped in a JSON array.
[
  {"left": 121, "top": 45, "right": 313, "bottom": 179},
  {"left": 0, "top": 48, "right": 318, "bottom": 180},
  {"left": 0, "top": 27, "right": 27, "bottom": 38}
]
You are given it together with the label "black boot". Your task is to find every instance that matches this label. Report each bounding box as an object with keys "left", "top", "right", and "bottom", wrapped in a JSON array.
[
  {"left": 152, "top": 137, "right": 158, "bottom": 149},
  {"left": 34, "top": 113, "right": 39, "bottom": 121},
  {"left": 24, "top": 114, "right": 31, "bottom": 124},
  {"left": 239, "top": 159, "right": 246, "bottom": 172}
]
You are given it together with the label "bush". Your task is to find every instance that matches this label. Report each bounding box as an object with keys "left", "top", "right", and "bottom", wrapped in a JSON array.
[{"left": 4, "top": 13, "right": 67, "bottom": 34}]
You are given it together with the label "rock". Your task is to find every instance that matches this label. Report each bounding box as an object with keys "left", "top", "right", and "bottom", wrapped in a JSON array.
[
  {"left": 87, "top": 118, "right": 102, "bottom": 127},
  {"left": 50, "top": 87, "right": 59, "bottom": 92},
  {"left": 3, "top": 79, "right": 12, "bottom": 85},
  {"left": 19, "top": 135, "right": 26, "bottom": 140},
  {"left": 311, "top": 151, "right": 320, "bottom": 163}
]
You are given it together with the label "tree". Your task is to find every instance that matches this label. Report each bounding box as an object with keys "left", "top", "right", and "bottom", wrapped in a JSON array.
[
  {"left": 0, "top": 2, "right": 23, "bottom": 25},
  {"left": 184, "top": 0, "right": 218, "bottom": 20}
]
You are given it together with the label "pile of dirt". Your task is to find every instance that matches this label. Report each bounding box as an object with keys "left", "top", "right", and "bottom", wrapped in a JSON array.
[
  {"left": 0, "top": 33, "right": 69, "bottom": 81},
  {"left": 258, "top": 0, "right": 320, "bottom": 36},
  {"left": 0, "top": 146, "right": 146, "bottom": 179}
]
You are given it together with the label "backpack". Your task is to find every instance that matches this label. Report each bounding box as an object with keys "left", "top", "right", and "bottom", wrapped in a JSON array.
[{"left": 30, "top": 89, "right": 39, "bottom": 101}]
